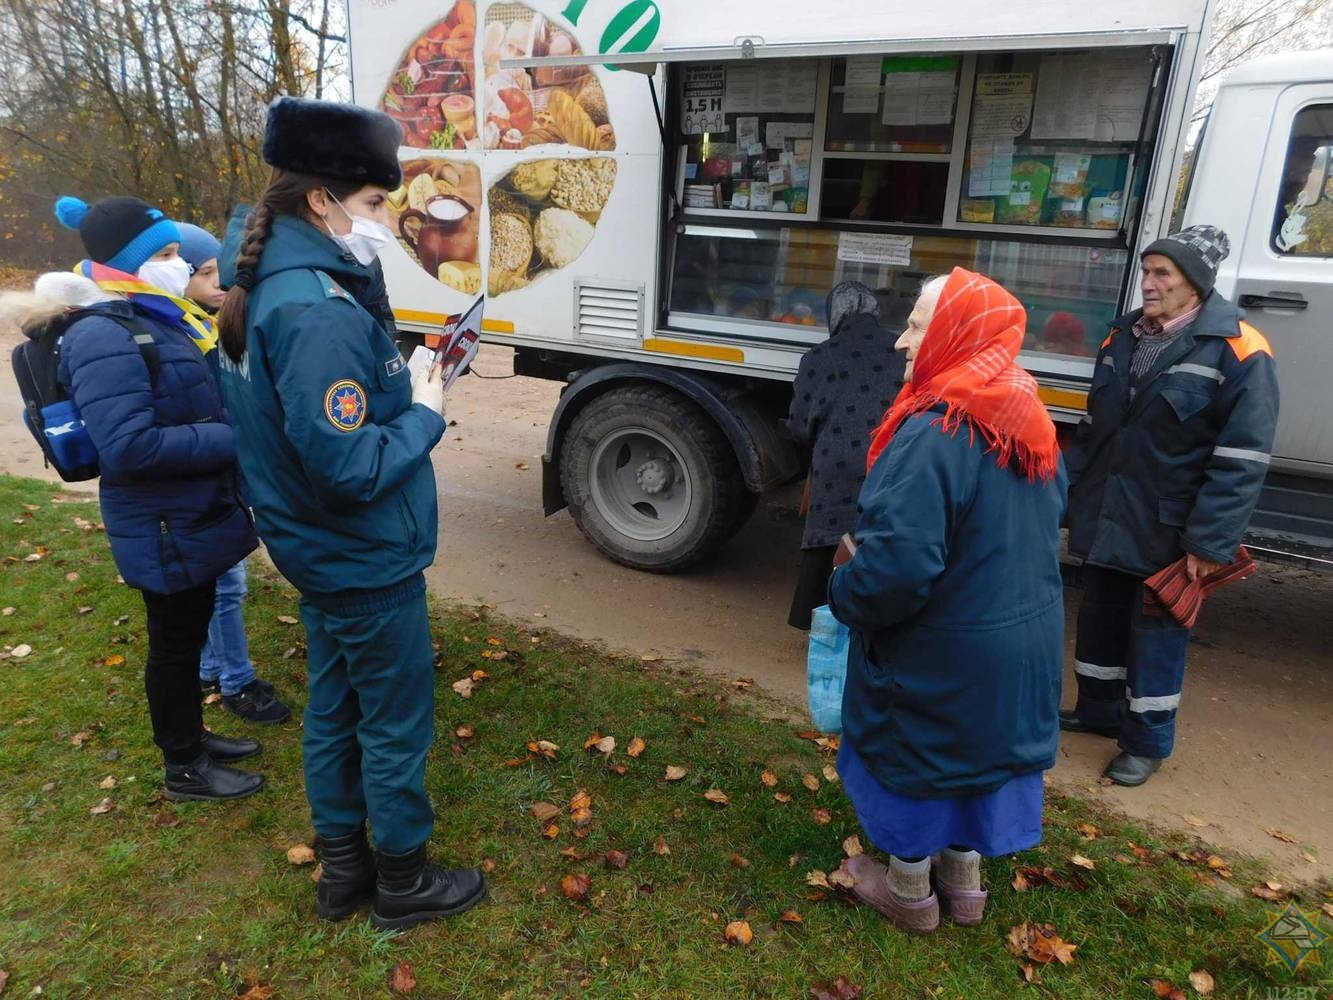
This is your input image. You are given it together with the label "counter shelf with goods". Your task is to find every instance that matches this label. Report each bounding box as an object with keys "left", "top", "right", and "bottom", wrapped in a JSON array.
[
  {"left": 667, "top": 225, "right": 1128, "bottom": 357},
  {"left": 954, "top": 48, "right": 1158, "bottom": 233},
  {"left": 676, "top": 58, "right": 825, "bottom": 219}
]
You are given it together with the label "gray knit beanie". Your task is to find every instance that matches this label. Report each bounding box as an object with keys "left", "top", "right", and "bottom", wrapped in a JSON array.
[{"left": 1140, "top": 225, "right": 1231, "bottom": 298}]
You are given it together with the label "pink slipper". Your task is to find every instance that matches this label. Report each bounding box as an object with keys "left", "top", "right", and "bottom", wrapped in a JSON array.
[
  {"left": 845, "top": 855, "right": 939, "bottom": 934},
  {"left": 933, "top": 876, "right": 988, "bottom": 926}
]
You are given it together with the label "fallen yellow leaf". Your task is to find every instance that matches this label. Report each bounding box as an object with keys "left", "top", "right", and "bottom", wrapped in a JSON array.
[
  {"left": 451, "top": 677, "right": 474, "bottom": 698},
  {"left": 286, "top": 844, "right": 316, "bottom": 865},
  {"left": 1070, "top": 854, "right": 1096, "bottom": 871},
  {"left": 652, "top": 836, "right": 671, "bottom": 856},
  {"left": 1188, "top": 970, "right": 1215, "bottom": 995},
  {"left": 703, "top": 788, "right": 729, "bottom": 806},
  {"left": 664, "top": 765, "right": 688, "bottom": 781},
  {"left": 843, "top": 835, "right": 863, "bottom": 857},
  {"left": 802, "top": 773, "right": 820, "bottom": 792},
  {"left": 276, "top": 615, "right": 298, "bottom": 624},
  {"left": 723, "top": 920, "right": 753, "bottom": 945},
  {"left": 530, "top": 801, "right": 561, "bottom": 823},
  {"left": 89, "top": 797, "right": 114, "bottom": 815},
  {"left": 627, "top": 737, "right": 646, "bottom": 758},
  {"left": 761, "top": 769, "right": 779, "bottom": 787}
]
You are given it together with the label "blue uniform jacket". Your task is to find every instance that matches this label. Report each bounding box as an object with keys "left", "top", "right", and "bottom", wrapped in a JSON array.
[
  {"left": 58, "top": 300, "right": 257, "bottom": 594},
  {"left": 1065, "top": 292, "right": 1280, "bottom": 578},
  {"left": 829, "top": 410, "right": 1067, "bottom": 799},
  {"left": 217, "top": 210, "right": 446, "bottom": 599}
]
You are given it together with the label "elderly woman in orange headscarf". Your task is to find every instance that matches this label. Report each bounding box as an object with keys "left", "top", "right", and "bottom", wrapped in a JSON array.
[{"left": 828, "top": 268, "right": 1067, "bottom": 935}]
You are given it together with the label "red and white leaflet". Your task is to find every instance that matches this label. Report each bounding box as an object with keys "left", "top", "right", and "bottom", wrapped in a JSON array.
[{"left": 431, "top": 294, "right": 484, "bottom": 392}]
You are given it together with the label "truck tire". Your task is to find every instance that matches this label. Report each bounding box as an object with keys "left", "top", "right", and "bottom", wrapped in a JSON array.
[{"left": 559, "top": 385, "right": 745, "bottom": 572}]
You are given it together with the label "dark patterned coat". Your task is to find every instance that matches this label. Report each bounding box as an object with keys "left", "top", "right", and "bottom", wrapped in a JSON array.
[{"left": 786, "top": 312, "right": 906, "bottom": 548}]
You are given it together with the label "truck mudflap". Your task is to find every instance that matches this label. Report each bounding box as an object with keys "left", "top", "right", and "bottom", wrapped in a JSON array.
[{"left": 539, "top": 362, "right": 802, "bottom": 516}]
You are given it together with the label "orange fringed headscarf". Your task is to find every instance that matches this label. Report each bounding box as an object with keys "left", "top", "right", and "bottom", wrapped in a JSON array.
[{"left": 865, "top": 267, "right": 1058, "bottom": 482}]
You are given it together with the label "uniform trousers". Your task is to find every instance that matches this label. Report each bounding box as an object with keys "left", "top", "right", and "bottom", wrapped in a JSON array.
[
  {"left": 298, "top": 574, "right": 435, "bottom": 854},
  {"left": 1072, "top": 565, "right": 1192, "bottom": 758}
]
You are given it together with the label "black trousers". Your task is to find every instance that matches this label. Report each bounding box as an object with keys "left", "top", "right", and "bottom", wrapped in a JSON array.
[{"left": 140, "top": 581, "right": 217, "bottom": 765}]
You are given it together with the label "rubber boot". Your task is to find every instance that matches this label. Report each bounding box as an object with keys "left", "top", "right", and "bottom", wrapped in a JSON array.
[
  {"left": 315, "top": 826, "right": 377, "bottom": 921},
  {"left": 164, "top": 753, "right": 264, "bottom": 802},
  {"left": 369, "top": 845, "right": 487, "bottom": 931}
]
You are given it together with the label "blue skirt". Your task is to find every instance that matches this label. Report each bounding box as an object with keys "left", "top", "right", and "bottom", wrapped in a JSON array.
[{"left": 837, "top": 739, "right": 1045, "bottom": 859}]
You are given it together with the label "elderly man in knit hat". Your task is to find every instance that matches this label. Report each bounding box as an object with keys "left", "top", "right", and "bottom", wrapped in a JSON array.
[{"left": 1060, "top": 226, "right": 1280, "bottom": 787}]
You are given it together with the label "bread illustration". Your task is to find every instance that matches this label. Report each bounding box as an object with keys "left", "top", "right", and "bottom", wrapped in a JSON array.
[{"left": 548, "top": 90, "right": 598, "bottom": 150}]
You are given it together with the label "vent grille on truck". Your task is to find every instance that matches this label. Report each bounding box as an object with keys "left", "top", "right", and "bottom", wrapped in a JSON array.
[{"left": 574, "top": 280, "right": 644, "bottom": 344}]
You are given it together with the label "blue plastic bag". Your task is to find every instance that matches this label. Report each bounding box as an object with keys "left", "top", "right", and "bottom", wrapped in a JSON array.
[{"left": 807, "top": 605, "right": 849, "bottom": 734}]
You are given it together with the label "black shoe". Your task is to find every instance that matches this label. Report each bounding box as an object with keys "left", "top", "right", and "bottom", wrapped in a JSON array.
[
  {"left": 223, "top": 679, "right": 292, "bottom": 726},
  {"left": 202, "top": 730, "right": 262, "bottom": 763},
  {"left": 200, "top": 678, "right": 220, "bottom": 699},
  {"left": 1059, "top": 709, "right": 1121, "bottom": 739},
  {"left": 370, "top": 845, "right": 487, "bottom": 931},
  {"left": 164, "top": 753, "right": 264, "bottom": 802},
  {"left": 316, "top": 827, "right": 378, "bottom": 921},
  {"left": 1103, "top": 752, "right": 1163, "bottom": 787}
]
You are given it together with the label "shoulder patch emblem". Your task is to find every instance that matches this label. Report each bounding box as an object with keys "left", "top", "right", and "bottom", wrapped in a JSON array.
[
  {"left": 384, "top": 356, "right": 404, "bottom": 377},
  {"left": 314, "top": 269, "right": 355, "bottom": 304},
  {"left": 324, "top": 379, "right": 367, "bottom": 431}
]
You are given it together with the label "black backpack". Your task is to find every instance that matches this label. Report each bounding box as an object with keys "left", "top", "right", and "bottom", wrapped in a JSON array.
[{"left": 12, "top": 306, "right": 161, "bottom": 482}]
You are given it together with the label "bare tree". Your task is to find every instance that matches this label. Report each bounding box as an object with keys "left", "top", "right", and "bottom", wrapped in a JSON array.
[{"left": 0, "top": 0, "right": 346, "bottom": 269}]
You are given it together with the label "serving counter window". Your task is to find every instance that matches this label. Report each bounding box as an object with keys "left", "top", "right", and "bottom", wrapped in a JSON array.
[
  {"left": 668, "top": 46, "right": 1164, "bottom": 356},
  {"left": 957, "top": 50, "right": 1151, "bottom": 232},
  {"left": 678, "top": 60, "right": 821, "bottom": 217}
]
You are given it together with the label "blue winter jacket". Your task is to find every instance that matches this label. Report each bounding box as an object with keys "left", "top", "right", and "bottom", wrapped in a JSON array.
[
  {"left": 58, "top": 300, "right": 257, "bottom": 594},
  {"left": 217, "top": 210, "right": 446, "bottom": 600},
  {"left": 1065, "top": 292, "right": 1280, "bottom": 577},
  {"left": 829, "top": 409, "right": 1067, "bottom": 799}
]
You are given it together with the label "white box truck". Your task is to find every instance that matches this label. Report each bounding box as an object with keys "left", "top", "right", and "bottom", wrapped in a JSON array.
[{"left": 346, "top": 0, "right": 1333, "bottom": 570}]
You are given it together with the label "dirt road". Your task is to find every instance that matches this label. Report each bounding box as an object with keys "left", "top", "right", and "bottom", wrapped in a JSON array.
[{"left": 3, "top": 333, "right": 1330, "bottom": 883}]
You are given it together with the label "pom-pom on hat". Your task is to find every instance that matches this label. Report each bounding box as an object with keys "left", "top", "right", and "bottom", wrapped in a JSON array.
[
  {"left": 175, "top": 222, "right": 221, "bottom": 275},
  {"left": 262, "top": 97, "right": 404, "bottom": 190},
  {"left": 54, "top": 196, "right": 181, "bottom": 275}
]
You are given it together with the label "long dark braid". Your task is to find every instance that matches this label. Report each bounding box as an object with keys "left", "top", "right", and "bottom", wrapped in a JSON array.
[{"left": 217, "top": 168, "right": 361, "bottom": 362}]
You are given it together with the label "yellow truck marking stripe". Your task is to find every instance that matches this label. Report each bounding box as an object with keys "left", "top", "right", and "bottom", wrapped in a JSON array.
[
  {"left": 1038, "top": 386, "right": 1089, "bottom": 411},
  {"left": 643, "top": 338, "right": 745, "bottom": 363},
  {"left": 391, "top": 308, "right": 514, "bottom": 334}
]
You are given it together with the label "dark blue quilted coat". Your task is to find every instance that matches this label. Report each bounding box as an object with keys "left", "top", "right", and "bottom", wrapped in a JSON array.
[{"left": 57, "top": 299, "right": 256, "bottom": 594}]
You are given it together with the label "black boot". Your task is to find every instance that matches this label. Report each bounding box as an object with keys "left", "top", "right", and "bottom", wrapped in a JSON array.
[
  {"left": 370, "top": 845, "right": 487, "bottom": 931},
  {"left": 164, "top": 753, "right": 264, "bottom": 802},
  {"left": 316, "top": 827, "right": 378, "bottom": 921},
  {"left": 202, "top": 730, "right": 262, "bottom": 763}
]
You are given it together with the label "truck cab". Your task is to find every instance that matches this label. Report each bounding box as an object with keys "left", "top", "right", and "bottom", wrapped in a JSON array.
[{"left": 1185, "top": 50, "right": 1333, "bottom": 563}]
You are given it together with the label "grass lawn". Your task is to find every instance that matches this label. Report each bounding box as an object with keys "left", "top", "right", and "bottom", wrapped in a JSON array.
[{"left": 0, "top": 474, "right": 1329, "bottom": 999}]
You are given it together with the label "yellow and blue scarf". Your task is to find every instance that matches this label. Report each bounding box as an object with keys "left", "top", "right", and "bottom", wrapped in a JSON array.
[{"left": 75, "top": 260, "right": 218, "bottom": 355}]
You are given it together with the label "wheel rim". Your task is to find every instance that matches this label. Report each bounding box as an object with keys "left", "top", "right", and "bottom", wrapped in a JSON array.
[{"left": 588, "top": 425, "right": 693, "bottom": 542}]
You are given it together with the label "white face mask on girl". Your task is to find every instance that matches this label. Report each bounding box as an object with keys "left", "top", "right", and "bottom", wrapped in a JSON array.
[
  {"left": 323, "top": 190, "right": 392, "bottom": 267},
  {"left": 137, "top": 257, "right": 192, "bottom": 299}
]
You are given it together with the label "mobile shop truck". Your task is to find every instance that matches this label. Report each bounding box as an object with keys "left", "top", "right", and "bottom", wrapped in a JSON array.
[{"left": 348, "top": 0, "right": 1333, "bottom": 571}]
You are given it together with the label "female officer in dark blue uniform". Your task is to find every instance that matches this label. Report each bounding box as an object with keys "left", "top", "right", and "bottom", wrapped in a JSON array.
[{"left": 215, "top": 97, "right": 485, "bottom": 929}]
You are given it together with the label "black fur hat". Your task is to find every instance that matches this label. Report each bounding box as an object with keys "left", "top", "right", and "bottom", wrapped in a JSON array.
[{"left": 262, "top": 97, "right": 403, "bottom": 190}]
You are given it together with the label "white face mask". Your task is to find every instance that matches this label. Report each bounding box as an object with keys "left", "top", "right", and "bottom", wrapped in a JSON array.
[
  {"left": 324, "top": 190, "right": 392, "bottom": 267},
  {"left": 137, "top": 257, "right": 192, "bottom": 299}
]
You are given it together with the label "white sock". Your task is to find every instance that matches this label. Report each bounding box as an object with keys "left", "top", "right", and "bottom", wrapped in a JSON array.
[
  {"left": 936, "top": 848, "right": 981, "bottom": 890},
  {"left": 887, "top": 855, "right": 932, "bottom": 902}
]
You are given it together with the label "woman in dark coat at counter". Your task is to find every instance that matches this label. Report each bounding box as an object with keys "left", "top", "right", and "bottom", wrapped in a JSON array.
[
  {"left": 829, "top": 268, "right": 1067, "bottom": 934},
  {"left": 785, "top": 281, "right": 905, "bottom": 629}
]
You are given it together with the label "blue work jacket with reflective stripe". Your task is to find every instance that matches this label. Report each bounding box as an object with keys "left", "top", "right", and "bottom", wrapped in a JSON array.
[{"left": 1065, "top": 291, "right": 1280, "bottom": 578}]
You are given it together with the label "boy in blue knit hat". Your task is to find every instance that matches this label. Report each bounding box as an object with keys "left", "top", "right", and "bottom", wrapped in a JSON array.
[
  {"left": 177, "top": 218, "right": 293, "bottom": 726},
  {"left": 178, "top": 222, "right": 226, "bottom": 313}
]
